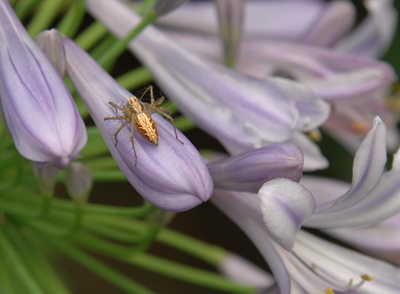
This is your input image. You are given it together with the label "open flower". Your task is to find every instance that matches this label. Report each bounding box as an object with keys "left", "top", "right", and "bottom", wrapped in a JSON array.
[
  {"left": 212, "top": 117, "right": 400, "bottom": 293},
  {"left": 38, "top": 30, "right": 213, "bottom": 212},
  {"left": 86, "top": 0, "right": 331, "bottom": 171},
  {"left": 155, "top": 0, "right": 398, "bottom": 152},
  {"left": 0, "top": 0, "right": 87, "bottom": 169}
]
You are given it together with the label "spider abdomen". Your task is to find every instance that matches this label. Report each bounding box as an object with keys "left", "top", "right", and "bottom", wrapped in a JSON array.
[{"left": 136, "top": 112, "right": 158, "bottom": 145}]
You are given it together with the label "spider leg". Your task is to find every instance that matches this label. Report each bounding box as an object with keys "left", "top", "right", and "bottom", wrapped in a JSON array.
[
  {"left": 138, "top": 85, "right": 153, "bottom": 102},
  {"left": 129, "top": 120, "right": 138, "bottom": 166},
  {"left": 108, "top": 101, "right": 124, "bottom": 111},
  {"left": 113, "top": 120, "right": 128, "bottom": 147},
  {"left": 155, "top": 109, "right": 184, "bottom": 144},
  {"left": 104, "top": 115, "right": 125, "bottom": 121}
]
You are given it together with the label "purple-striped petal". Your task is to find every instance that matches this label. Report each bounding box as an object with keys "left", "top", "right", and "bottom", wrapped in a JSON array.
[
  {"left": 0, "top": 0, "right": 87, "bottom": 169},
  {"left": 258, "top": 178, "right": 316, "bottom": 250},
  {"left": 208, "top": 143, "right": 303, "bottom": 193}
]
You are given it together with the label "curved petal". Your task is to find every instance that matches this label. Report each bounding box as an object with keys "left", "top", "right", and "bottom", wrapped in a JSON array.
[
  {"left": 315, "top": 117, "right": 387, "bottom": 213},
  {"left": 326, "top": 214, "right": 400, "bottom": 264},
  {"left": 258, "top": 178, "right": 316, "bottom": 250},
  {"left": 63, "top": 35, "right": 213, "bottom": 212},
  {"left": 334, "top": 0, "right": 398, "bottom": 57},
  {"left": 219, "top": 253, "right": 275, "bottom": 289},
  {"left": 292, "top": 231, "right": 400, "bottom": 294},
  {"left": 211, "top": 189, "right": 292, "bottom": 294}
]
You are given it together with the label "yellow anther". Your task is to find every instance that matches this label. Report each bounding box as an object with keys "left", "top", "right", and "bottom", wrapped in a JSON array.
[
  {"left": 325, "top": 289, "right": 334, "bottom": 294},
  {"left": 307, "top": 130, "right": 321, "bottom": 142},
  {"left": 361, "top": 274, "right": 373, "bottom": 282},
  {"left": 349, "top": 121, "right": 367, "bottom": 134}
]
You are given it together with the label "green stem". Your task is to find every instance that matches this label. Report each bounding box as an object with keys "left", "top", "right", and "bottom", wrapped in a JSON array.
[
  {"left": 1, "top": 193, "right": 156, "bottom": 218},
  {"left": 173, "top": 116, "right": 196, "bottom": 132},
  {"left": 38, "top": 195, "right": 52, "bottom": 218},
  {"left": 13, "top": 0, "right": 40, "bottom": 19},
  {"left": 26, "top": 0, "right": 67, "bottom": 37},
  {"left": 63, "top": 206, "right": 84, "bottom": 237},
  {"left": 90, "top": 216, "right": 226, "bottom": 266},
  {"left": 74, "top": 22, "right": 108, "bottom": 51},
  {"left": 6, "top": 227, "right": 72, "bottom": 294},
  {"left": 56, "top": 0, "right": 86, "bottom": 38},
  {"left": 96, "top": 10, "right": 158, "bottom": 69},
  {"left": 48, "top": 238, "right": 155, "bottom": 294},
  {"left": 74, "top": 233, "right": 253, "bottom": 293},
  {"left": 127, "top": 253, "right": 255, "bottom": 293},
  {"left": 0, "top": 228, "right": 44, "bottom": 294},
  {"left": 116, "top": 67, "right": 153, "bottom": 91},
  {"left": 91, "top": 170, "right": 127, "bottom": 182}
]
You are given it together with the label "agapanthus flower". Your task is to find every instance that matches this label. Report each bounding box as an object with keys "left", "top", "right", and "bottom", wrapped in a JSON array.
[
  {"left": 212, "top": 117, "right": 400, "bottom": 293},
  {"left": 86, "top": 0, "right": 331, "bottom": 171},
  {"left": 37, "top": 30, "right": 213, "bottom": 212},
  {"left": 155, "top": 0, "right": 398, "bottom": 152},
  {"left": 0, "top": 0, "right": 87, "bottom": 168}
]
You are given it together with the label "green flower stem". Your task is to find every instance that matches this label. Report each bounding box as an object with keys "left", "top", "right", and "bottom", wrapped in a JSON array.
[
  {"left": 74, "top": 22, "right": 108, "bottom": 51},
  {"left": 173, "top": 116, "right": 196, "bottom": 132},
  {"left": 38, "top": 194, "right": 52, "bottom": 218},
  {"left": 90, "top": 216, "right": 226, "bottom": 266},
  {"left": 26, "top": 0, "right": 67, "bottom": 37},
  {"left": 79, "top": 127, "right": 110, "bottom": 158},
  {"left": 56, "top": 0, "right": 86, "bottom": 38},
  {"left": 0, "top": 228, "right": 44, "bottom": 294},
  {"left": 74, "top": 233, "right": 254, "bottom": 293},
  {"left": 90, "top": 169, "right": 126, "bottom": 182},
  {"left": 46, "top": 238, "right": 155, "bottom": 294},
  {"left": 0, "top": 257, "right": 18, "bottom": 294},
  {"left": 126, "top": 253, "right": 255, "bottom": 294},
  {"left": 136, "top": 0, "right": 157, "bottom": 16},
  {"left": 83, "top": 222, "right": 146, "bottom": 243},
  {"left": 13, "top": 0, "right": 40, "bottom": 19},
  {"left": 1, "top": 193, "right": 156, "bottom": 218},
  {"left": 90, "top": 34, "right": 118, "bottom": 61},
  {"left": 84, "top": 158, "right": 118, "bottom": 170},
  {"left": 6, "top": 228, "right": 72, "bottom": 294},
  {"left": 116, "top": 67, "right": 153, "bottom": 91},
  {"left": 96, "top": 10, "right": 158, "bottom": 69},
  {"left": 63, "top": 206, "right": 84, "bottom": 237}
]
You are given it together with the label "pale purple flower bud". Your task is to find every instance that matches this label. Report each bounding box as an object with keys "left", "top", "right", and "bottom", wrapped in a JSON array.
[
  {"left": 208, "top": 143, "right": 303, "bottom": 193},
  {"left": 36, "top": 30, "right": 66, "bottom": 76},
  {"left": 32, "top": 164, "right": 59, "bottom": 197},
  {"left": 49, "top": 31, "right": 213, "bottom": 212},
  {"left": 154, "top": 0, "right": 188, "bottom": 16},
  {"left": 0, "top": 0, "right": 87, "bottom": 169},
  {"left": 65, "top": 162, "right": 93, "bottom": 207}
]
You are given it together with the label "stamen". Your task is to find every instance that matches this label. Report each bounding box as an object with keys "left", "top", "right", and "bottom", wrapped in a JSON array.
[
  {"left": 348, "top": 121, "right": 368, "bottom": 134},
  {"left": 309, "top": 261, "right": 373, "bottom": 292},
  {"left": 307, "top": 130, "right": 321, "bottom": 142}
]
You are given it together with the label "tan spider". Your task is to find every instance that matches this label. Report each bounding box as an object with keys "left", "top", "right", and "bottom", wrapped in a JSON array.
[{"left": 104, "top": 86, "right": 183, "bottom": 165}]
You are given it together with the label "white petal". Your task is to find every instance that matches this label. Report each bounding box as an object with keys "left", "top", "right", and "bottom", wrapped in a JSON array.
[
  {"left": 258, "top": 178, "right": 315, "bottom": 250},
  {"left": 316, "top": 117, "right": 387, "bottom": 213}
]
